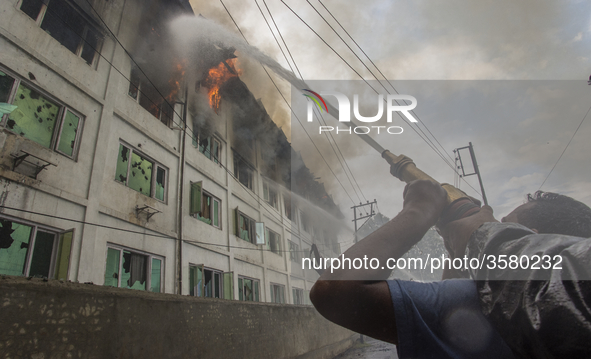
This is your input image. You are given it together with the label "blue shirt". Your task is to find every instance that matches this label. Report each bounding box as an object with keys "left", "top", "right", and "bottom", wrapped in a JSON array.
[{"left": 388, "top": 279, "right": 515, "bottom": 359}]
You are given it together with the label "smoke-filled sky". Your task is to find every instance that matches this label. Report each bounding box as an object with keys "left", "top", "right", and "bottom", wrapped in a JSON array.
[{"left": 187, "top": 0, "right": 591, "bottom": 229}]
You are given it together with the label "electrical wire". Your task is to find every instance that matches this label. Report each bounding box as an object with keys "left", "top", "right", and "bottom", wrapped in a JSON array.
[
  {"left": 282, "top": 0, "right": 484, "bottom": 197},
  {"left": 538, "top": 103, "right": 591, "bottom": 190},
  {"left": 219, "top": 0, "right": 356, "bottom": 205},
  {"left": 258, "top": 0, "right": 367, "bottom": 203}
]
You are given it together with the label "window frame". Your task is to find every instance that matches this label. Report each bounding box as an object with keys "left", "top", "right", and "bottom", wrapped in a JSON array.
[
  {"left": 127, "top": 64, "right": 174, "bottom": 127},
  {"left": 233, "top": 151, "right": 254, "bottom": 191},
  {"left": 237, "top": 275, "right": 260, "bottom": 302},
  {"left": 0, "top": 67, "right": 85, "bottom": 160},
  {"left": 289, "top": 240, "right": 301, "bottom": 263},
  {"left": 300, "top": 210, "right": 310, "bottom": 233},
  {"left": 18, "top": 0, "right": 103, "bottom": 67},
  {"left": 189, "top": 181, "right": 222, "bottom": 229},
  {"left": 103, "top": 244, "right": 164, "bottom": 293},
  {"left": 292, "top": 287, "right": 304, "bottom": 305},
  {"left": 192, "top": 131, "right": 222, "bottom": 164},
  {"left": 263, "top": 182, "right": 278, "bottom": 210},
  {"left": 234, "top": 208, "right": 264, "bottom": 244},
  {"left": 265, "top": 227, "right": 282, "bottom": 256},
  {"left": 0, "top": 214, "right": 73, "bottom": 279},
  {"left": 270, "top": 283, "right": 286, "bottom": 304},
  {"left": 115, "top": 142, "right": 168, "bottom": 202}
]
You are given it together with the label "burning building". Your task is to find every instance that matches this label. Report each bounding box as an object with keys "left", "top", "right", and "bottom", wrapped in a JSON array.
[{"left": 0, "top": 0, "right": 352, "bottom": 357}]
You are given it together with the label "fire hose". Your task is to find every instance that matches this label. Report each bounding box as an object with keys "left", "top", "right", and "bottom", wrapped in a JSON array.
[{"left": 320, "top": 98, "right": 481, "bottom": 224}]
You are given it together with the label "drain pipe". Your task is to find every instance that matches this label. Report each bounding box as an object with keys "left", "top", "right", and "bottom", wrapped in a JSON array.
[{"left": 175, "top": 85, "right": 188, "bottom": 295}]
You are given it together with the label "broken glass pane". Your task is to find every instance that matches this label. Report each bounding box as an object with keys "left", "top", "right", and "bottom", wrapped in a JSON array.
[
  {"left": 155, "top": 167, "right": 165, "bottom": 201},
  {"left": 212, "top": 140, "right": 219, "bottom": 163},
  {"left": 121, "top": 250, "right": 147, "bottom": 290},
  {"left": 104, "top": 248, "right": 120, "bottom": 287},
  {"left": 29, "top": 230, "right": 55, "bottom": 278},
  {"left": 41, "top": 0, "right": 85, "bottom": 54},
  {"left": 57, "top": 110, "right": 80, "bottom": 156},
  {"left": 0, "top": 71, "right": 15, "bottom": 103},
  {"left": 115, "top": 144, "right": 129, "bottom": 184},
  {"left": 150, "top": 258, "right": 161, "bottom": 293},
  {"left": 128, "top": 66, "right": 140, "bottom": 100},
  {"left": 127, "top": 151, "right": 152, "bottom": 196},
  {"left": 0, "top": 220, "right": 33, "bottom": 276},
  {"left": 8, "top": 84, "right": 59, "bottom": 148}
]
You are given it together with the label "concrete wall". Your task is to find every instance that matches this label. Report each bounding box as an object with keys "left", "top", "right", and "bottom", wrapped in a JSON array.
[{"left": 0, "top": 277, "right": 355, "bottom": 359}]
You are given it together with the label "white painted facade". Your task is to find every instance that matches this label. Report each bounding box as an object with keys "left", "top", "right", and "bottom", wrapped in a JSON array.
[{"left": 0, "top": 0, "right": 342, "bottom": 304}]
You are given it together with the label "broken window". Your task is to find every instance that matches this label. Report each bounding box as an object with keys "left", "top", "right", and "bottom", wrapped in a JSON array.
[
  {"left": 1, "top": 69, "right": 84, "bottom": 159},
  {"left": 128, "top": 65, "right": 174, "bottom": 126},
  {"left": 189, "top": 265, "right": 233, "bottom": 299},
  {"left": 235, "top": 209, "right": 255, "bottom": 243},
  {"left": 270, "top": 283, "right": 285, "bottom": 304},
  {"left": 289, "top": 240, "right": 300, "bottom": 263},
  {"left": 20, "top": 0, "right": 103, "bottom": 66},
  {"left": 0, "top": 216, "right": 73, "bottom": 279},
  {"left": 193, "top": 132, "right": 221, "bottom": 164},
  {"left": 190, "top": 181, "right": 221, "bottom": 228},
  {"left": 263, "top": 182, "right": 278, "bottom": 209},
  {"left": 292, "top": 287, "right": 304, "bottom": 305},
  {"left": 115, "top": 143, "right": 167, "bottom": 201},
  {"left": 233, "top": 152, "right": 254, "bottom": 190},
  {"left": 265, "top": 228, "right": 281, "bottom": 256},
  {"left": 103, "top": 245, "right": 163, "bottom": 292},
  {"left": 238, "top": 276, "right": 259, "bottom": 302}
]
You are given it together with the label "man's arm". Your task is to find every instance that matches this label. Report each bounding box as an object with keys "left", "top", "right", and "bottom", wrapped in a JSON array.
[{"left": 310, "top": 180, "right": 448, "bottom": 344}]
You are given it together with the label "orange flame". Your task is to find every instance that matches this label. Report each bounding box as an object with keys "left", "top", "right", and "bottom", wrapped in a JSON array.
[{"left": 203, "top": 58, "right": 241, "bottom": 113}]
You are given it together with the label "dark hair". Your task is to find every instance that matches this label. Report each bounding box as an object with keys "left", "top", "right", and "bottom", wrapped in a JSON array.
[{"left": 522, "top": 191, "right": 591, "bottom": 238}]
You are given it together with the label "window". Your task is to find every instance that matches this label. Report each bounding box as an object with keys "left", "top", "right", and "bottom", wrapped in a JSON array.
[
  {"left": 289, "top": 240, "right": 300, "bottom": 263},
  {"left": 300, "top": 211, "right": 310, "bottom": 233},
  {"left": 104, "top": 245, "right": 163, "bottom": 292},
  {"left": 263, "top": 182, "right": 278, "bottom": 209},
  {"left": 238, "top": 276, "right": 259, "bottom": 302},
  {"left": 1, "top": 69, "right": 84, "bottom": 159},
  {"left": 189, "top": 265, "right": 233, "bottom": 299},
  {"left": 265, "top": 228, "right": 281, "bottom": 256},
  {"left": 270, "top": 283, "right": 285, "bottom": 304},
  {"left": 0, "top": 217, "right": 73, "bottom": 280},
  {"left": 128, "top": 65, "right": 174, "bottom": 126},
  {"left": 234, "top": 209, "right": 264, "bottom": 244},
  {"left": 189, "top": 182, "right": 221, "bottom": 228},
  {"left": 20, "top": 0, "right": 102, "bottom": 66},
  {"left": 115, "top": 143, "right": 167, "bottom": 201},
  {"left": 284, "top": 195, "right": 294, "bottom": 221},
  {"left": 192, "top": 132, "right": 221, "bottom": 164},
  {"left": 233, "top": 152, "right": 254, "bottom": 190},
  {"left": 292, "top": 287, "right": 304, "bottom": 305}
]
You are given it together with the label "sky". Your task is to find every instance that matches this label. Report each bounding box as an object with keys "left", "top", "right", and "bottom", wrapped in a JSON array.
[{"left": 186, "top": 0, "right": 591, "bottom": 229}]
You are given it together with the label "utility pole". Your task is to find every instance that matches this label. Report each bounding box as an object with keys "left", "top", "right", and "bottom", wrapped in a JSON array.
[
  {"left": 352, "top": 200, "right": 377, "bottom": 243},
  {"left": 454, "top": 142, "right": 488, "bottom": 205}
]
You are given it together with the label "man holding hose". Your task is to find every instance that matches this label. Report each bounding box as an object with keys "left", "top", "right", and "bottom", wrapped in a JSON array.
[{"left": 310, "top": 180, "right": 591, "bottom": 358}]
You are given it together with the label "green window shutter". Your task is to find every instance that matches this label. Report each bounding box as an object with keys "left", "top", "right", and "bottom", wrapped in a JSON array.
[
  {"left": 238, "top": 277, "right": 243, "bottom": 301},
  {"left": 150, "top": 258, "right": 161, "bottom": 293},
  {"left": 254, "top": 281, "right": 259, "bottom": 302},
  {"left": 54, "top": 229, "right": 74, "bottom": 280},
  {"left": 190, "top": 181, "right": 202, "bottom": 215},
  {"left": 104, "top": 248, "right": 120, "bottom": 287}
]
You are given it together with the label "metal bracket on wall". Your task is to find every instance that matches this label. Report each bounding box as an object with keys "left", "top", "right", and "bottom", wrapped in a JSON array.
[
  {"left": 11, "top": 150, "right": 57, "bottom": 179},
  {"left": 135, "top": 205, "right": 161, "bottom": 221}
]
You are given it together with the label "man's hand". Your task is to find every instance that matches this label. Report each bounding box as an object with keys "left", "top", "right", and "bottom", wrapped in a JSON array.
[
  {"left": 402, "top": 180, "right": 448, "bottom": 225},
  {"left": 438, "top": 205, "right": 498, "bottom": 258}
]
